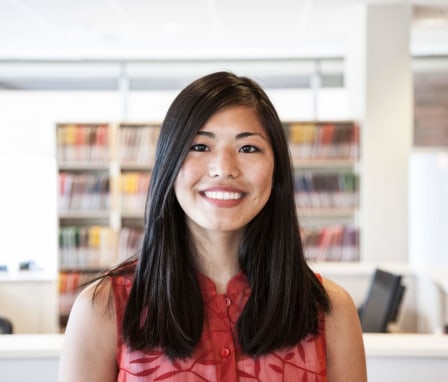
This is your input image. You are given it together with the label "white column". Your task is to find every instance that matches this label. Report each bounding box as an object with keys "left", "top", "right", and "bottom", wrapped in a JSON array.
[{"left": 347, "top": 4, "right": 413, "bottom": 263}]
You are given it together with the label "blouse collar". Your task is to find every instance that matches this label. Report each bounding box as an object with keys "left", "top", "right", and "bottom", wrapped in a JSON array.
[{"left": 196, "top": 271, "right": 249, "bottom": 296}]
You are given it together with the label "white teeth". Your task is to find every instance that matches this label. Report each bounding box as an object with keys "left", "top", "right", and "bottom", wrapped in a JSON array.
[{"left": 204, "top": 191, "right": 242, "bottom": 200}]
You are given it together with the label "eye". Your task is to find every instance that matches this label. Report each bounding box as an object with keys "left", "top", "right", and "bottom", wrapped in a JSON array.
[
  {"left": 190, "top": 143, "right": 209, "bottom": 152},
  {"left": 239, "top": 145, "right": 259, "bottom": 153}
]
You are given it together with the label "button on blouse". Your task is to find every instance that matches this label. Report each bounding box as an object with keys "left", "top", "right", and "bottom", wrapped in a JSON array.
[{"left": 220, "top": 347, "right": 231, "bottom": 358}]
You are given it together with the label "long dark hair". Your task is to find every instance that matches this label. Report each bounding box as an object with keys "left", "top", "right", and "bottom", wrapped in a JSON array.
[{"left": 119, "top": 71, "right": 330, "bottom": 359}]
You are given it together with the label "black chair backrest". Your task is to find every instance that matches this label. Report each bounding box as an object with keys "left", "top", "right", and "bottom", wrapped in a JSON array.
[
  {"left": 359, "top": 269, "right": 406, "bottom": 333},
  {"left": 0, "top": 317, "right": 13, "bottom": 334}
]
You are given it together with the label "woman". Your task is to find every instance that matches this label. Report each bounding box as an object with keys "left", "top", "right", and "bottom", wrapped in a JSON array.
[{"left": 58, "top": 71, "right": 367, "bottom": 381}]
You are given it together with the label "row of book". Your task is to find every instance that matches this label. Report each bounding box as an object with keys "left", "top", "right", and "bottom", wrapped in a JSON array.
[
  {"left": 58, "top": 173, "right": 110, "bottom": 212},
  {"left": 121, "top": 172, "right": 151, "bottom": 213},
  {"left": 59, "top": 226, "right": 116, "bottom": 269},
  {"left": 286, "top": 122, "right": 359, "bottom": 159},
  {"left": 59, "top": 271, "right": 103, "bottom": 316},
  {"left": 56, "top": 122, "right": 358, "bottom": 166},
  {"left": 119, "top": 125, "right": 161, "bottom": 165},
  {"left": 118, "top": 227, "right": 144, "bottom": 262},
  {"left": 57, "top": 224, "right": 358, "bottom": 318},
  {"left": 57, "top": 124, "right": 109, "bottom": 163},
  {"left": 59, "top": 226, "right": 145, "bottom": 268},
  {"left": 294, "top": 172, "right": 358, "bottom": 209},
  {"left": 301, "top": 225, "right": 359, "bottom": 262},
  {"left": 59, "top": 224, "right": 359, "bottom": 268}
]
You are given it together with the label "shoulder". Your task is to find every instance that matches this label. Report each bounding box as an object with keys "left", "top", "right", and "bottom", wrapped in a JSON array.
[
  {"left": 58, "top": 278, "right": 118, "bottom": 381},
  {"left": 321, "top": 277, "right": 360, "bottom": 349},
  {"left": 321, "top": 277, "right": 367, "bottom": 382},
  {"left": 67, "top": 277, "right": 116, "bottom": 330},
  {"left": 321, "top": 277, "right": 355, "bottom": 312}
]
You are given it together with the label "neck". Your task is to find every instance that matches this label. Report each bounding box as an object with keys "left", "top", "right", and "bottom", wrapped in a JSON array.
[{"left": 192, "top": 230, "right": 242, "bottom": 294}]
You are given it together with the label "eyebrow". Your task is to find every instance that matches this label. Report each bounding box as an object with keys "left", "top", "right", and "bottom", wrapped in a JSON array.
[{"left": 197, "top": 131, "right": 267, "bottom": 140}]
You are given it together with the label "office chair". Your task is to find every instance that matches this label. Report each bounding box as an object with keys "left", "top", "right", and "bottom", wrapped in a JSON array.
[
  {"left": 358, "top": 268, "right": 406, "bottom": 333},
  {"left": 0, "top": 317, "right": 13, "bottom": 334}
]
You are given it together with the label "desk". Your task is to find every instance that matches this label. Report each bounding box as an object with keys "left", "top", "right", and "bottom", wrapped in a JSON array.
[
  {"left": 364, "top": 333, "right": 448, "bottom": 381},
  {"left": 0, "top": 334, "right": 62, "bottom": 382},
  {"left": 0, "top": 333, "right": 447, "bottom": 382}
]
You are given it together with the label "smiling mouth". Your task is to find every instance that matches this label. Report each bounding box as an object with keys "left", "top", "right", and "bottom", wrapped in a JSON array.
[{"left": 203, "top": 191, "right": 243, "bottom": 200}]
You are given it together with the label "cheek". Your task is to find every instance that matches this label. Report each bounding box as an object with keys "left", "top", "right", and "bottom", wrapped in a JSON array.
[
  {"left": 177, "top": 157, "right": 203, "bottom": 180},
  {"left": 174, "top": 164, "right": 200, "bottom": 197},
  {"left": 253, "top": 166, "right": 274, "bottom": 198}
]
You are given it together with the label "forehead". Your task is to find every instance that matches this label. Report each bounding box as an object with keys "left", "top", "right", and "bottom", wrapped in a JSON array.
[{"left": 200, "top": 105, "right": 266, "bottom": 133}]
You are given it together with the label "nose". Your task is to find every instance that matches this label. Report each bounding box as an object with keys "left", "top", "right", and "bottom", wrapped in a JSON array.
[{"left": 208, "top": 148, "right": 240, "bottom": 179}]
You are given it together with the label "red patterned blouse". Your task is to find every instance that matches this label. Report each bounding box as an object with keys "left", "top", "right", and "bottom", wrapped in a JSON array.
[{"left": 112, "top": 272, "right": 327, "bottom": 382}]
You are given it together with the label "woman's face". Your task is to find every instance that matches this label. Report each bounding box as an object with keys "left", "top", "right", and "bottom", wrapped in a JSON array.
[{"left": 174, "top": 105, "right": 275, "bottom": 236}]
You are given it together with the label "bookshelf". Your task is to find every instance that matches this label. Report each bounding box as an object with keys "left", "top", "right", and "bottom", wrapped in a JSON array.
[
  {"left": 117, "top": 123, "right": 158, "bottom": 265},
  {"left": 56, "top": 122, "right": 159, "bottom": 328},
  {"left": 284, "top": 121, "right": 360, "bottom": 263},
  {"left": 56, "top": 120, "right": 359, "bottom": 327}
]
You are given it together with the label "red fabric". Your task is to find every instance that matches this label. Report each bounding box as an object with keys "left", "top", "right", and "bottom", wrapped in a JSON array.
[{"left": 112, "top": 272, "right": 327, "bottom": 381}]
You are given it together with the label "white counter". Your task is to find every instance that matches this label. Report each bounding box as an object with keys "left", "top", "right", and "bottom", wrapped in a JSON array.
[
  {"left": 0, "top": 270, "right": 56, "bottom": 283},
  {"left": 0, "top": 334, "right": 62, "bottom": 382},
  {"left": 364, "top": 333, "right": 448, "bottom": 381},
  {"left": 364, "top": 333, "right": 448, "bottom": 357},
  {"left": 0, "top": 333, "right": 447, "bottom": 382},
  {"left": 0, "top": 334, "right": 62, "bottom": 359}
]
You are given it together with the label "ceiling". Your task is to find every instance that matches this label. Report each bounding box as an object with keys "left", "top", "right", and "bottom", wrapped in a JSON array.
[{"left": 0, "top": 0, "right": 447, "bottom": 60}]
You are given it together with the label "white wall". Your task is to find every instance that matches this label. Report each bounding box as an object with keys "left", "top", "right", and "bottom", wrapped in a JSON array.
[{"left": 409, "top": 150, "right": 448, "bottom": 266}]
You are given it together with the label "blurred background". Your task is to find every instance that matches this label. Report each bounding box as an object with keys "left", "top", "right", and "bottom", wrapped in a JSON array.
[{"left": 0, "top": 0, "right": 447, "bottom": 337}]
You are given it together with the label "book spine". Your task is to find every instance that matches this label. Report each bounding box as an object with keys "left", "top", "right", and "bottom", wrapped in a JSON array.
[
  {"left": 294, "top": 172, "right": 359, "bottom": 210},
  {"left": 57, "top": 173, "right": 110, "bottom": 212},
  {"left": 120, "top": 172, "right": 151, "bottom": 214},
  {"left": 286, "top": 122, "right": 359, "bottom": 160},
  {"left": 119, "top": 125, "right": 161, "bottom": 166},
  {"left": 59, "top": 226, "right": 116, "bottom": 269},
  {"left": 118, "top": 227, "right": 145, "bottom": 262},
  {"left": 57, "top": 123, "right": 110, "bottom": 164},
  {"left": 301, "top": 225, "right": 359, "bottom": 262}
]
